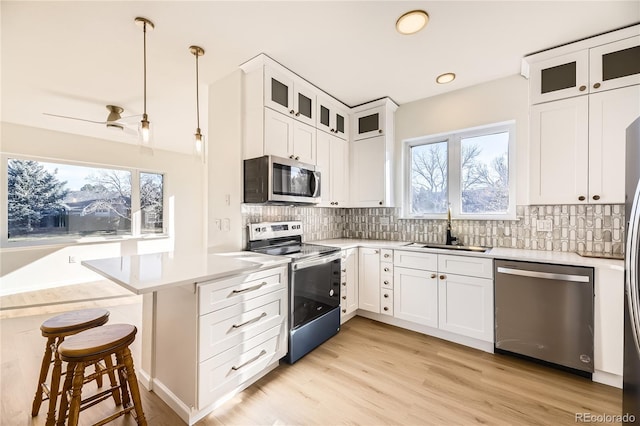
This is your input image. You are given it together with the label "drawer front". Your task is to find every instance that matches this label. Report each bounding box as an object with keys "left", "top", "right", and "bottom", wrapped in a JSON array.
[
  {"left": 199, "top": 267, "right": 286, "bottom": 315},
  {"left": 381, "top": 288, "right": 393, "bottom": 315},
  {"left": 438, "top": 255, "right": 493, "bottom": 279},
  {"left": 380, "top": 263, "right": 394, "bottom": 275},
  {"left": 394, "top": 250, "right": 438, "bottom": 271},
  {"left": 198, "top": 325, "right": 286, "bottom": 409},
  {"left": 380, "top": 249, "right": 394, "bottom": 262},
  {"left": 199, "top": 289, "right": 286, "bottom": 361},
  {"left": 381, "top": 274, "right": 393, "bottom": 290}
]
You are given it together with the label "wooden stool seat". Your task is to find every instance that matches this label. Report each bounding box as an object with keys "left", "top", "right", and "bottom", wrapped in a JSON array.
[
  {"left": 32, "top": 308, "right": 118, "bottom": 426},
  {"left": 57, "top": 324, "right": 147, "bottom": 426}
]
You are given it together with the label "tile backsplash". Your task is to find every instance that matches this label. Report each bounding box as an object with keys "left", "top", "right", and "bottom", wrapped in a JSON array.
[{"left": 241, "top": 204, "right": 625, "bottom": 255}]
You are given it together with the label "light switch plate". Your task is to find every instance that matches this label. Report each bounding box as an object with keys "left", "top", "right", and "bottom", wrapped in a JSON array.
[{"left": 536, "top": 219, "right": 553, "bottom": 232}]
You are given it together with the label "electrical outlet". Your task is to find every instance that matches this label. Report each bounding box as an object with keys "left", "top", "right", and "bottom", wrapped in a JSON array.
[
  {"left": 214, "top": 219, "right": 221, "bottom": 231},
  {"left": 536, "top": 219, "right": 553, "bottom": 232},
  {"left": 223, "top": 218, "right": 230, "bottom": 232},
  {"left": 68, "top": 256, "right": 78, "bottom": 263}
]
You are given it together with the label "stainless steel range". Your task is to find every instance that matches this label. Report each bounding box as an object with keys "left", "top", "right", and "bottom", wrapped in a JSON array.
[{"left": 247, "top": 221, "right": 341, "bottom": 363}]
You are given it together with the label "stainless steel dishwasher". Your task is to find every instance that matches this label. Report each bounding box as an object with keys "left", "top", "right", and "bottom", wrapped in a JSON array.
[{"left": 494, "top": 260, "right": 594, "bottom": 376}]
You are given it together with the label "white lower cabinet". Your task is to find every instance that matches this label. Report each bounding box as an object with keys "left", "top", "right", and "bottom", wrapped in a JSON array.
[
  {"left": 594, "top": 267, "right": 624, "bottom": 387},
  {"left": 392, "top": 250, "right": 494, "bottom": 344},
  {"left": 340, "top": 248, "right": 359, "bottom": 322},
  {"left": 394, "top": 267, "right": 438, "bottom": 327},
  {"left": 358, "top": 248, "right": 381, "bottom": 313},
  {"left": 154, "top": 266, "right": 288, "bottom": 425}
]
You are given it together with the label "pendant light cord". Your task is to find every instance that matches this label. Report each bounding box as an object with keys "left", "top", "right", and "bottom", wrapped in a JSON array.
[
  {"left": 143, "top": 22, "right": 148, "bottom": 116},
  {"left": 195, "top": 52, "right": 200, "bottom": 130}
]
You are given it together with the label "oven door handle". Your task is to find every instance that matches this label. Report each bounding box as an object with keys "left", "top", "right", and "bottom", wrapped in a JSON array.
[{"left": 292, "top": 252, "right": 341, "bottom": 271}]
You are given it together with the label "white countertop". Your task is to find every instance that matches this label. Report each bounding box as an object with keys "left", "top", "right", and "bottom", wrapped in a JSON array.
[
  {"left": 82, "top": 251, "right": 290, "bottom": 294},
  {"left": 312, "top": 239, "right": 624, "bottom": 271}
]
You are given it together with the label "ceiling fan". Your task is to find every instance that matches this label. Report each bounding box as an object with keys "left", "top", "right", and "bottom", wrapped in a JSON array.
[{"left": 43, "top": 105, "right": 140, "bottom": 136}]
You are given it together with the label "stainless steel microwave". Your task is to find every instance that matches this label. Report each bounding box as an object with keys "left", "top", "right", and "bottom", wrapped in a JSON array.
[{"left": 244, "top": 155, "right": 321, "bottom": 204}]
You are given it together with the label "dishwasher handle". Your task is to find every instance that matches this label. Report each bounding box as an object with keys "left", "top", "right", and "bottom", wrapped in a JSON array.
[{"left": 497, "top": 267, "right": 590, "bottom": 283}]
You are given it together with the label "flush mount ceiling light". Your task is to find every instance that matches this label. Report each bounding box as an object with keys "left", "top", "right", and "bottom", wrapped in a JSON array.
[
  {"left": 190, "top": 45, "right": 205, "bottom": 158},
  {"left": 135, "top": 17, "right": 154, "bottom": 146},
  {"left": 436, "top": 72, "right": 456, "bottom": 84},
  {"left": 396, "top": 10, "right": 429, "bottom": 35}
]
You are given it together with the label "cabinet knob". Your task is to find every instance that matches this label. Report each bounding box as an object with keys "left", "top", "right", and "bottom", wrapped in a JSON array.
[
  {"left": 579, "top": 85, "right": 587, "bottom": 91},
  {"left": 335, "top": 202, "right": 339, "bottom": 206},
  {"left": 593, "top": 195, "right": 601, "bottom": 201},
  {"left": 379, "top": 201, "right": 383, "bottom": 206},
  {"left": 383, "top": 306, "right": 389, "bottom": 311},
  {"left": 342, "top": 309, "right": 347, "bottom": 313},
  {"left": 378, "top": 129, "right": 383, "bottom": 133},
  {"left": 330, "top": 129, "right": 335, "bottom": 133},
  {"left": 384, "top": 254, "right": 390, "bottom": 258},
  {"left": 295, "top": 156, "right": 300, "bottom": 160},
  {"left": 374, "top": 250, "right": 379, "bottom": 254},
  {"left": 289, "top": 155, "right": 295, "bottom": 159},
  {"left": 383, "top": 294, "right": 389, "bottom": 298},
  {"left": 578, "top": 195, "right": 586, "bottom": 201},
  {"left": 430, "top": 274, "right": 437, "bottom": 279},
  {"left": 439, "top": 275, "right": 446, "bottom": 280},
  {"left": 384, "top": 280, "right": 389, "bottom": 285},
  {"left": 593, "top": 82, "right": 601, "bottom": 89},
  {"left": 342, "top": 295, "right": 347, "bottom": 300},
  {"left": 384, "top": 267, "right": 390, "bottom": 272},
  {"left": 342, "top": 269, "right": 347, "bottom": 273},
  {"left": 289, "top": 109, "right": 295, "bottom": 114},
  {"left": 342, "top": 282, "right": 346, "bottom": 286},
  {"left": 295, "top": 112, "right": 300, "bottom": 117}
]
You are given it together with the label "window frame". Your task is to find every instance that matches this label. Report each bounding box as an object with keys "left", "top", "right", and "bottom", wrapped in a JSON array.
[
  {"left": 403, "top": 121, "right": 516, "bottom": 221},
  {"left": 1, "top": 153, "right": 168, "bottom": 248}
]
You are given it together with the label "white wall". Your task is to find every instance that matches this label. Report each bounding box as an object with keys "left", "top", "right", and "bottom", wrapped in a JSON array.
[
  {"left": 394, "top": 74, "right": 530, "bottom": 207},
  {"left": 207, "top": 70, "right": 245, "bottom": 252},
  {"left": 0, "top": 122, "right": 206, "bottom": 295}
]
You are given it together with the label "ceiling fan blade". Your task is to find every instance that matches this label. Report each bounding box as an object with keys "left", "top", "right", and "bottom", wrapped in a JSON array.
[{"left": 43, "top": 112, "right": 106, "bottom": 125}]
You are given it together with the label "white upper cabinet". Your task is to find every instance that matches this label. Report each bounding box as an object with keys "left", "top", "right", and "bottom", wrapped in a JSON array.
[
  {"left": 527, "top": 27, "right": 640, "bottom": 104},
  {"left": 316, "top": 131, "right": 348, "bottom": 207},
  {"left": 317, "top": 95, "right": 349, "bottom": 140},
  {"left": 590, "top": 36, "right": 640, "bottom": 93},
  {"left": 264, "top": 67, "right": 316, "bottom": 127},
  {"left": 263, "top": 108, "right": 316, "bottom": 165},
  {"left": 353, "top": 107, "right": 386, "bottom": 140}
]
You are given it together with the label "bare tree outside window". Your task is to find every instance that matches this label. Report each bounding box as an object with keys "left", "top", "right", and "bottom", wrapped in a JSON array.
[
  {"left": 140, "top": 172, "right": 163, "bottom": 233},
  {"left": 410, "top": 141, "right": 448, "bottom": 214}
]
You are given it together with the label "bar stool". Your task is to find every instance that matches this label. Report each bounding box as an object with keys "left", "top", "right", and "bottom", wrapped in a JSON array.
[
  {"left": 56, "top": 324, "right": 147, "bottom": 426},
  {"left": 32, "top": 308, "right": 121, "bottom": 425}
]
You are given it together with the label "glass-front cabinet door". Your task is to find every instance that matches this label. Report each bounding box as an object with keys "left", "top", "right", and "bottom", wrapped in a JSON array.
[
  {"left": 264, "top": 68, "right": 294, "bottom": 116},
  {"left": 316, "top": 96, "right": 349, "bottom": 140},
  {"left": 353, "top": 107, "right": 385, "bottom": 140},
  {"left": 292, "top": 80, "right": 316, "bottom": 127},
  {"left": 589, "top": 35, "right": 640, "bottom": 93},
  {"left": 529, "top": 50, "right": 589, "bottom": 104}
]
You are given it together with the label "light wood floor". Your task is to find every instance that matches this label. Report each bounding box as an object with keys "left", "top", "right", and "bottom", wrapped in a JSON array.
[{"left": 1, "top": 297, "right": 623, "bottom": 425}]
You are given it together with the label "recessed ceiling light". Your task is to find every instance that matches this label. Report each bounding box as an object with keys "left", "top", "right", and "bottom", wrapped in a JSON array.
[
  {"left": 396, "top": 10, "right": 429, "bottom": 35},
  {"left": 436, "top": 73, "right": 456, "bottom": 84}
]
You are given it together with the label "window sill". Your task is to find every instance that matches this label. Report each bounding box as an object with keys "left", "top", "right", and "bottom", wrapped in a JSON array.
[
  {"left": 0, "top": 233, "right": 170, "bottom": 251},
  {"left": 399, "top": 214, "right": 518, "bottom": 221}
]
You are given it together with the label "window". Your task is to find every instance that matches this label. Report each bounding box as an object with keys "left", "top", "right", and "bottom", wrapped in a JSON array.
[
  {"left": 404, "top": 121, "right": 515, "bottom": 220},
  {"left": 4, "top": 157, "right": 165, "bottom": 245}
]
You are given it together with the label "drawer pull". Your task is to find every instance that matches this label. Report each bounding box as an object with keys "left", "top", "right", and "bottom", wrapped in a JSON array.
[
  {"left": 430, "top": 274, "right": 437, "bottom": 279},
  {"left": 342, "top": 269, "right": 347, "bottom": 273},
  {"left": 342, "top": 295, "right": 347, "bottom": 300},
  {"left": 384, "top": 254, "right": 390, "bottom": 258},
  {"left": 383, "top": 306, "right": 389, "bottom": 311},
  {"left": 439, "top": 275, "right": 446, "bottom": 280},
  {"left": 232, "top": 281, "right": 267, "bottom": 295},
  {"left": 384, "top": 267, "right": 390, "bottom": 272},
  {"left": 232, "top": 312, "right": 267, "bottom": 329},
  {"left": 231, "top": 349, "right": 267, "bottom": 371},
  {"left": 342, "top": 282, "right": 347, "bottom": 286},
  {"left": 384, "top": 280, "right": 389, "bottom": 285},
  {"left": 383, "top": 293, "right": 389, "bottom": 298}
]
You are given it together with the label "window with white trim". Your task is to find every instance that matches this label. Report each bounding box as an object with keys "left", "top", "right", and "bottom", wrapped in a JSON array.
[
  {"left": 3, "top": 156, "right": 165, "bottom": 246},
  {"left": 404, "top": 121, "right": 516, "bottom": 220}
]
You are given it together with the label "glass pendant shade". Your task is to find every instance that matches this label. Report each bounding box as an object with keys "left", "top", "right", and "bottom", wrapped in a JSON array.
[
  {"left": 139, "top": 114, "right": 152, "bottom": 145},
  {"left": 194, "top": 129, "right": 205, "bottom": 156}
]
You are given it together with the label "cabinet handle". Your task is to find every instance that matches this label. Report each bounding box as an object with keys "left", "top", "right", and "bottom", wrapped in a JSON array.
[
  {"left": 384, "top": 280, "right": 389, "bottom": 285},
  {"left": 578, "top": 195, "right": 586, "bottom": 201},
  {"left": 231, "top": 349, "right": 267, "bottom": 371},
  {"left": 383, "top": 293, "right": 389, "bottom": 298},
  {"left": 342, "top": 309, "right": 347, "bottom": 313},
  {"left": 430, "top": 274, "right": 437, "bottom": 279},
  {"left": 232, "top": 312, "right": 267, "bottom": 329},
  {"left": 384, "top": 267, "right": 390, "bottom": 272},
  {"left": 374, "top": 250, "right": 379, "bottom": 254},
  {"left": 289, "top": 155, "right": 295, "bottom": 159},
  {"left": 289, "top": 109, "right": 295, "bottom": 114},
  {"left": 295, "top": 156, "right": 300, "bottom": 160},
  {"left": 593, "top": 195, "right": 601, "bottom": 201},
  {"left": 231, "top": 281, "right": 266, "bottom": 295},
  {"left": 295, "top": 112, "right": 300, "bottom": 117},
  {"left": 378, "top": 129, "right": 383, "bottom": 133},
  {"left": 342, "top": 269, "right": 347, "bottom": 273},
  {"left": 593, "top": 82, "right": 601, "bottom": 89},
  {"left": 384, "top": 254, "right": 390, "bottom": 258},
  {"left": 439, "top": 275, "right": 446, "bottom": 280},
  {"left": 330, "top": 129, "right": 335, "bottom": 133},
  {"left": 383, "top": 306, "right": 389, "bottom": 311},
  {"left": 342, "top": 282, "right": 346, "bottom": 286},
  {"left": 579, "top": 85, "right": 587, "bottom": 91},
  {"left": 342, "top": 295, "right": 347, "bottom": 300}
]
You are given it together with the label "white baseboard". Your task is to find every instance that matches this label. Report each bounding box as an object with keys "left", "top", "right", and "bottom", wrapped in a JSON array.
[
  {"left": 593, "top": 370, "right": 623, "bottom": 389},
  {"left": 138, "top": 368, "right": 153, "bottom": 391}
]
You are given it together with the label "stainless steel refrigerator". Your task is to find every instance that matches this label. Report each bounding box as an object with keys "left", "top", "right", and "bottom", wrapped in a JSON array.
[{"left": 624, "top": 116, "right": 640, "bottom": 422}]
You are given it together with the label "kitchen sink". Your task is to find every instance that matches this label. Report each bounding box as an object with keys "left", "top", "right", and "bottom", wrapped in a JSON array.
[{"left": 404, "top": 242, "right": 490, "bottom": 253}]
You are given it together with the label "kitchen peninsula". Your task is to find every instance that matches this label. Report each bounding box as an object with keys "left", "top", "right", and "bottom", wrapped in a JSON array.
[{"left": 82, "top": 251, "right": 290, "bottom": 425}]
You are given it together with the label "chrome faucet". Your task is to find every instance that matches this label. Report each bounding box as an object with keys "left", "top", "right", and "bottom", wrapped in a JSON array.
[{"left": 445, "top": 206, "right": 457, "bottom": 245}]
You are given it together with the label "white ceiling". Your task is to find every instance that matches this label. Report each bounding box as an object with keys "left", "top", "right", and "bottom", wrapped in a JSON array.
[{"left": 2, "top": 1, "right": 639, "bottom": 154}]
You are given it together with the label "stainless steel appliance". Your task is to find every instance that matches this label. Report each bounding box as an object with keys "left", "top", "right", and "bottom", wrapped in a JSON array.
[
  {"left": 494, "top": 260, "right": 594, "bottom": 375},
  {"left": 624, "top": 116, "right": 640, "bottom": 421},
  {"left": 247, "top": 221, "right": 340, "bottom": 363},
  {"left": 244, "top": 155, "right": 321, "bottom": 204}
]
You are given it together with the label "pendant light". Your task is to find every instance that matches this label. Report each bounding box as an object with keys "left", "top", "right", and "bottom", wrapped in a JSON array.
[
  {"left": 135, "top": 17, "right": 154, "bottom": 146},
  {"left": 189, "top": 45, "right": 205, "bottom": 157}
]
